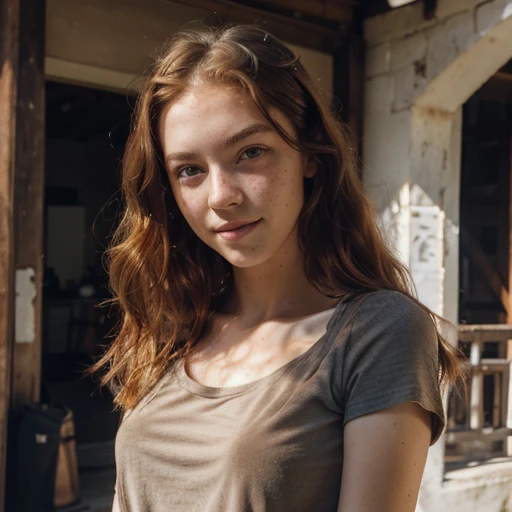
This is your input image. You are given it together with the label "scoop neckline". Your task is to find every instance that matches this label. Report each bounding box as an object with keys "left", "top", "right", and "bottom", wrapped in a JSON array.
[{"left": 177, "top": 299, "right": 347, "bottom": 398}]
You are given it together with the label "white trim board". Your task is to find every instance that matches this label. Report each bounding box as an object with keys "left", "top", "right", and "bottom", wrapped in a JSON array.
[{"left": 45, "top": 56, "right": 142, "bottom": 94}]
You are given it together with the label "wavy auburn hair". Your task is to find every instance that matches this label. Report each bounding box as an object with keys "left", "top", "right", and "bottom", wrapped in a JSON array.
[{"left": 92, "top": 24, "right": 465, "bottom": 409}]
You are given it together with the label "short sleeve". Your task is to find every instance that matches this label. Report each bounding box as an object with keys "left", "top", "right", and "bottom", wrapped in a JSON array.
[{"left": 341, "top": 290, "right": 446, "bottom": 445}]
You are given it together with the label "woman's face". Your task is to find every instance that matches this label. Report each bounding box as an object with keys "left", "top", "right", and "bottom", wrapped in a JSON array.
[{"left": 160, "top": 84, "right": 315, "bottom": 269}]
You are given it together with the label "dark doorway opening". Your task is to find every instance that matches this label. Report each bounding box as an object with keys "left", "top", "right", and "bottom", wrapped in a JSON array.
[
  {"left": 446, "top": 58, "right": 512, "bottom": 467},
  {"left": 42, "top": 80, "right": 133, "bottom": 505}
]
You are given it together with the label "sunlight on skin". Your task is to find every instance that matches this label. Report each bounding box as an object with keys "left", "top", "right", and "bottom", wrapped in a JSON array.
[{"left": 159, "top": 84, "right": 334, "bottom": 325}]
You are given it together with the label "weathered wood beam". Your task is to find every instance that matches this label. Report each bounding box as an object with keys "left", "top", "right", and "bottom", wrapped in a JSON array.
[
  {"left": 169, "top": 0, "right": 348, "bottom": 53},
  {"left": 508, "top": 133, "right": 512, "bottom": 365},
  {"left": 477, "top": 75, "right": 512, "bottom": 104},
  {"left": 509, "top": 133, "right": 512, "bottom": 325},
  {"left": 495, "top": 71, "right": 512, "bottom": 83},
  {"left": 459, "top": 324, "right": 512, "bottom": 343},
  {"left": 0, "top": 0, "right": 20, "bottom": 507},
  {"left": 10, "top": 0, "right": 46, "bottom": 409},
  {"left": 363, "top": 0, "right": 393, "bottom": 17},
  {"left": 241, "top": 0, "right": 354, "bottom": 25},
  {"left": 332, "top": 33, "right": 365, "bottom": 171}
]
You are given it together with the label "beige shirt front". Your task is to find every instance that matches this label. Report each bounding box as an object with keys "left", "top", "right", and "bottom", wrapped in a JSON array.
[{"left": 113, "top": 290, "right": 445, "bottom": 512}]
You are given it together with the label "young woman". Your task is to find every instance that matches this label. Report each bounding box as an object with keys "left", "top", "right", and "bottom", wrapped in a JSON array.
[{"left": 95, "top": 24, "right": 464, "bottom": 512}]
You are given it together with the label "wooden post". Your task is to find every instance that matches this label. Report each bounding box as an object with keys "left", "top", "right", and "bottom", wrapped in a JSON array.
[
  {"left": 470, "top": 370, "right": 484, "bottom": 430},
  {"left": 332, "top": 31, "right": 365, "bottom": 177},
  {"left": 502, "top": 364, "right": 510, "bottom": 428},
  {"left": 508, "top": 133, "right": 512, "bottom": 329},
  {"left": 492, "top": 372, "right": 501, "bottom": 427},
  {"left": 0, "top": 0, "right": 45, "bottom": 508},
  {"left": 508, "top": 360, "right": 512, "bottom": 428},
  {"left": 470, "top": 342, "right": 484, "bottom": 430},
  {"left": 10, "top": 0, "right": 46, "bottom": 409},
  {"left": 0, "top": 0, "right": 21, "bottom": 508},
  {"left": 507, "top": 134, "right": 512, "bottom": 438}
]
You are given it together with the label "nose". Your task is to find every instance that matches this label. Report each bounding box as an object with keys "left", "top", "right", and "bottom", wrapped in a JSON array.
[{"left": 208, "top": 167, "right": 243, "bottom": 210}]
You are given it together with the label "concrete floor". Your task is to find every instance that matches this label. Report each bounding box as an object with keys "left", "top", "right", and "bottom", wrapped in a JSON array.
[
  {"left": 54, "top": 455, "right": 512, "bottom": 512},
  {"left": 58, "top": 467, "right": 116, "bottom": 512}
]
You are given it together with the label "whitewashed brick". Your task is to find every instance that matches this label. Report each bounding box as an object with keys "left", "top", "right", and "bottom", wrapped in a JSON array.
[
  {"left": 390, "top": 32, "right": 427, "bottom": 71},
  {"left": 435, "top": 0, "right": 481, "bottom": 20},
  {"left": 364, "top": 75, "right": 394, "bottom": 115},
  {"left": 363, "top": 110, "right": 412, "bottom": 207},
  {"left": 425, "top": 11, "right": 475, "bottom": 81},
  {"left": 364, "top": 2, "right": 436, "bottom": 45},
  {"left": 476, "top": 0, "right": 510, "bottom": 35},
  {"left": 393, "top": 66, "right": 427, "bottom": 112},
  {"left": 365, "top": 42, "right": 390, "bottom": 78}
]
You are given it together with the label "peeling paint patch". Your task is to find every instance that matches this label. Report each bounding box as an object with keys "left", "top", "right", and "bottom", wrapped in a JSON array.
[
  {"left": 15, "top": 267, "right": 36, "bottom": 343},
  {"left": 410, "top": 206, "right": 444, "bottom": 315},
  {"left": 413, "top": 56, "right": 427, "bottom": 78}
]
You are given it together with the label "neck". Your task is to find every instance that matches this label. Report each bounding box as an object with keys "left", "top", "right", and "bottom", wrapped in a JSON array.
[{"left": 227, "top": 234, "right": 337, "bottom": 328}]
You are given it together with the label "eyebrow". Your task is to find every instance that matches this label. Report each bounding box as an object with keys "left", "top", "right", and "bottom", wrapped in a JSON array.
[{"left": 165, "top": 123, "right": 274, "bottom": 164}]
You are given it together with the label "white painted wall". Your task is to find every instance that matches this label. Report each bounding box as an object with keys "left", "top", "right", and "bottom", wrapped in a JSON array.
[{"left": 363, "top": 1, "right": 512, "bottom": 511}]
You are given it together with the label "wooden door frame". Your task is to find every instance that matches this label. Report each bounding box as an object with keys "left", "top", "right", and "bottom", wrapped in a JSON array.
[
  {"left": 333, "top": 32, "right": 365, "bottom": 168},
  {"left": 508, "top": 132, "right": 512, "bottom": 362},
  {"left": 0, "top": 0, "right": 21, "bottom": 508},
  {"left": 11, "top": 0, "right": 45, "bottom": 409},
  {"left": 0, "top": 0, "right": 45, "bottom": 509}
]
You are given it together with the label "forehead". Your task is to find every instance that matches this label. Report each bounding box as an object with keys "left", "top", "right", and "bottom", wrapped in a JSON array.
[
  {"left": 160, "top": 85, "right": 257, "bottom": 132},
  {"left": 158, "top": 84, "right": 293, "bottom": 149}
]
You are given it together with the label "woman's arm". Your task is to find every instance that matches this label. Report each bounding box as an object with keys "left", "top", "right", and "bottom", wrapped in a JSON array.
[{"left": 337, "top": 402, "right": 432, "bottom": 512}]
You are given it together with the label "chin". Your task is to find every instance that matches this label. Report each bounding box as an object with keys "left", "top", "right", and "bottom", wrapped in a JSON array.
[{"left": 219, "top": 248, "right": 272, "bottom": 269}]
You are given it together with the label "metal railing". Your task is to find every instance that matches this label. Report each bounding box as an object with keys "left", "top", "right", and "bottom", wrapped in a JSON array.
[{"left": 445, "top": 325, "right": 512, "bottom": 462}]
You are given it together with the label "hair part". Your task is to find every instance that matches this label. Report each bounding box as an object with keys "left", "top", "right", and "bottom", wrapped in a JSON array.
[{"left": 90, "top": 24, "right": 467, "bottom": 409}]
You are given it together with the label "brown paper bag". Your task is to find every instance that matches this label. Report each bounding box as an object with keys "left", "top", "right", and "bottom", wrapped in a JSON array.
[{"left": 54, "top": 409, "right": 80, "bottom": 508}]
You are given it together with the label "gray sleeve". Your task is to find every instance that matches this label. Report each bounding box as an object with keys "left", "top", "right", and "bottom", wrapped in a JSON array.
[{"left": 341, "top": 290, "right": 445, "bottom": 445}]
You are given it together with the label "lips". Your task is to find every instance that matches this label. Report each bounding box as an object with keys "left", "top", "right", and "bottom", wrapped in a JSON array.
[
  {"left": 214, "top": 219, "right": 261, "bottom": 241},
  {"left": 214, "top": 220, "right": 258, "bottom": 232}
]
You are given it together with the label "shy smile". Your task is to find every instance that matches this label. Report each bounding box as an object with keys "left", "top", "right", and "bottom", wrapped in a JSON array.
[{"left": 215, "top": 220, "right": 261, "bottom": 241}]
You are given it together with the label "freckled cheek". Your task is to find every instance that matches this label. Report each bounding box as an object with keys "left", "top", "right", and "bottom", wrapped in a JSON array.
[
  {"left": 174, "top": 194, "right": 208, "bottom": 228},
  {"left": 264, "top": 172, "right": 303, "bottom": 203},
  {"left": 248, "top": 172, "right": 302, "bottom": 206},
  {"left": 245, "top": 175, "right": 279, "bottom": 204}
]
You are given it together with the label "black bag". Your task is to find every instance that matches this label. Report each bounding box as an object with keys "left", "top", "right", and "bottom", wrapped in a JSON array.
[{"left": 11, "top": 404, "right": 69, "bottom": 512}]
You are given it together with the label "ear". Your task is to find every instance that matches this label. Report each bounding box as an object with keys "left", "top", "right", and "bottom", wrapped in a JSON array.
[{"left": 303, "top": 155, "right": 317, "bottom": 178}]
